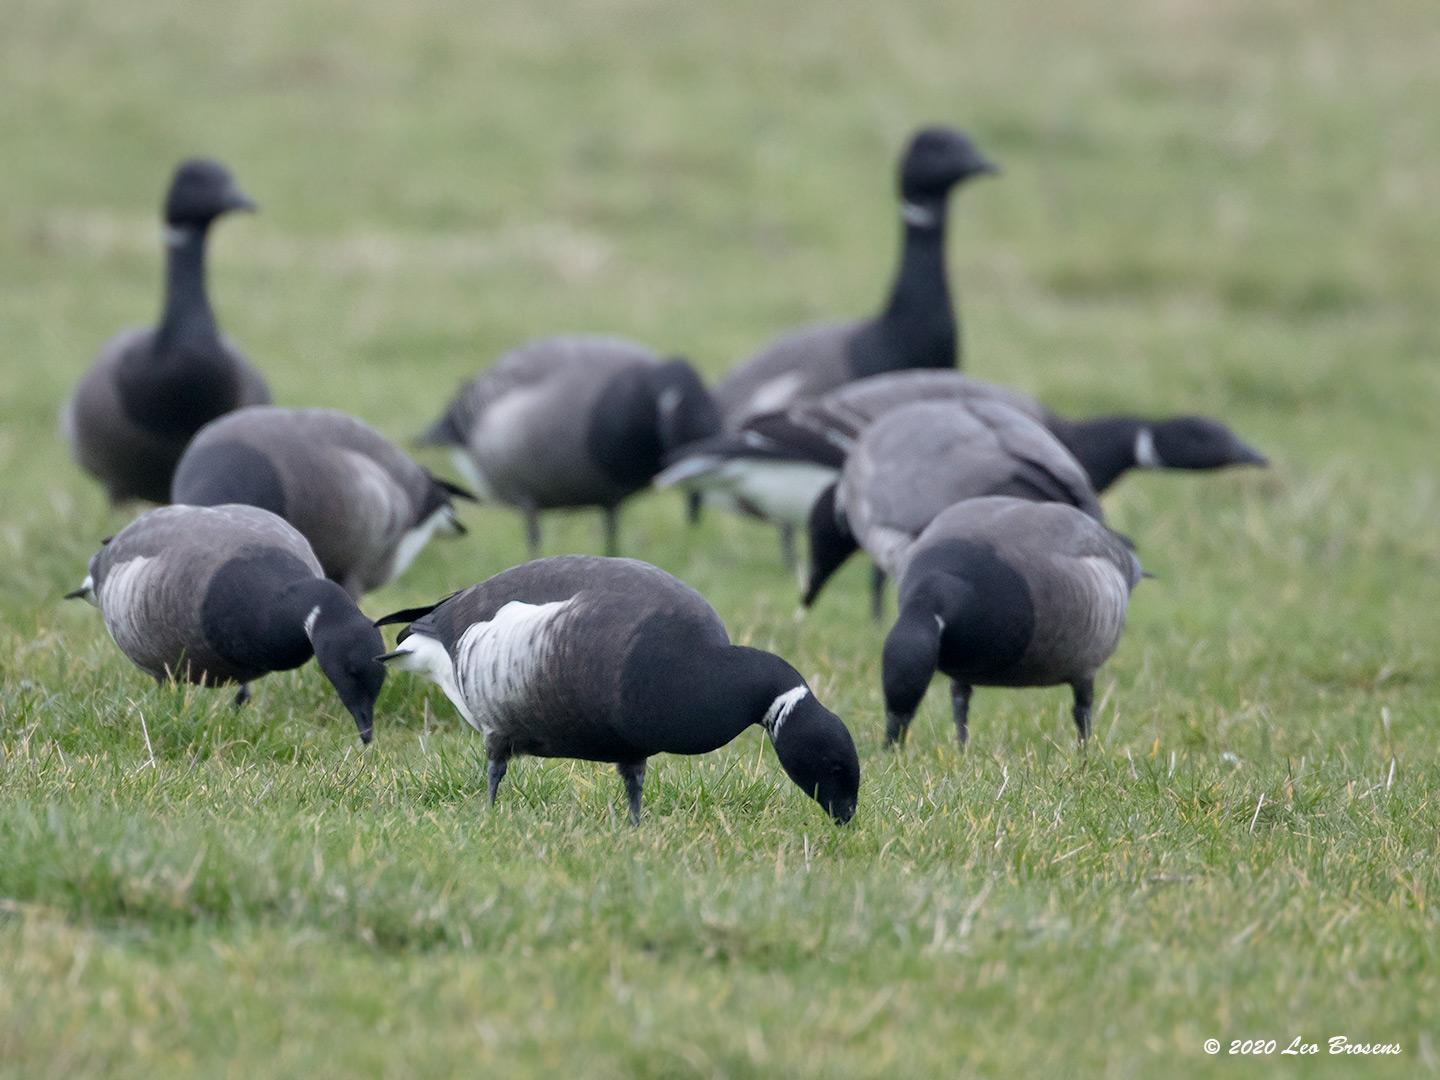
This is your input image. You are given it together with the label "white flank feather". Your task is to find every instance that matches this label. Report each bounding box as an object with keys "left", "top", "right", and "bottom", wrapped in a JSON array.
[{"left": 453, "top": 599, "right": 576, "bottom": 736}]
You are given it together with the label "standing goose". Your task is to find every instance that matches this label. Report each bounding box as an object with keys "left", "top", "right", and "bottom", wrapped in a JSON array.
[
  {"left": 173, "top": 406, "right": 473, "bottom": 597},
  {"left": 661, "top": 369, "right": 1266, "bottom": 540},
  {"left": 63, "top": 159, "right": 270, "bottom": 504},
  {"left": 804, "top": 399, "right": 1103, "bottom": 614},
  {"left": 417, "top": 336, "right": 720, "bottom": 556},
  {"left": 65, "top": 504, "right": 386, "bottom": 742},
  {"left": 882, "top": 496, "right": 1142, "bottom": 749},
  {"left": 713, "top": 126, "right": 998, "bottom": 430},
  {"left": 376, "top": 556, "right": 860, "bottom": 824}
]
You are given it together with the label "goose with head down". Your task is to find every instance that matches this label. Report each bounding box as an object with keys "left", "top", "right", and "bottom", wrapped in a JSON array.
[
  {"left": 881, "top": 496, "right": 1142, "bottom": 749},
  {"left": 377, "top": 556, "right": 860, "bottom": 825},
  {"left": 418, "top": 336, "right": 719, "bottom": 556},
  {"left": 173, "top": 406, "right": 472, "bottom": 597},
  {"left": 66, "top": 504, "right": 385, "bottom": 742}
]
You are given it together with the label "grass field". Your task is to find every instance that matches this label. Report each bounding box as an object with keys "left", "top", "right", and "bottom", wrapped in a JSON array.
[{"left": 3, "top": 0, "right": 1439, "bottom": 1075}]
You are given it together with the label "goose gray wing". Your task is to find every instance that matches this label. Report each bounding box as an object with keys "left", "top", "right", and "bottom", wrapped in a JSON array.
[
  {"left": 794, "top": 370, "right": 1052, "bottom": 460},
  {"left": 965, "top": 400, "right": 1102, "bottom": 519},
  {"left": 714, "top": 321, "right": 862, "bottom": 427},
  {"left": 420, "top": 336, "right": 658, "bottom": 447},
  {"left": 88, "top": 505, "right": 320, "bottom": 680},
  {"left": 841, "top": 401, "right": 1096, "bottom": 575},
  {"left": 399, "top": 557, "right": 728, "bottom": 757}
]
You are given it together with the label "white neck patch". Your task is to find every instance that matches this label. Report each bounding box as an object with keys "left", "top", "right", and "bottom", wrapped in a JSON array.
[
  {"left": 302, "top": 604, "right": 322, "bottom": 640},
  {"left": 1134, "top": 427, "right": 1164, "bottom": 469},
  {"left": 901, "top": 201, "right": 939, "bottom": 229},
  {"left": 163, "top": 225, "right": 195, "bottom": 248},
  {"left": 761, "top": 685, "right": 809, "bottom": 739}
]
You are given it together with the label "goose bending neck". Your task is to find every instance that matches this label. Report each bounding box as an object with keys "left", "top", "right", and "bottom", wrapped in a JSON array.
[
  {"left": 156, "top": 223, "right": 218, "bottom": 354},
  {"left": 202, "top": 557, "right": 354, "bottom": 674},
  {"left": 864, "top": 197, "right": 957, "bottom": 376},
  {"left": 625, "top": 636, "right": 802, "bottom": 755},
  {"left": 1050, "top": 415, "right": 1147, "bottom": 494}
]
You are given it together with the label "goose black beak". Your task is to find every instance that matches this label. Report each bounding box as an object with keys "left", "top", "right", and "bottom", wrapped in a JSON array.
[
  {"left": 226, "top": 189, "right": 258, "bottom": 213},
  {"left": 1234, "top": 444, "right": 1269, "bottom": 467},
  {"left": 63, "top": 586, "right": 90, "bottom": 600},
  {"left": 374, "top": 650, "right": 407, "bottom": 664}
]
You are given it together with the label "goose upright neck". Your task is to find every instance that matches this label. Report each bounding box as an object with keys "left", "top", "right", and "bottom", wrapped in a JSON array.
[{"left": 156, "top": 223, "right": 218, "bottom": 354}]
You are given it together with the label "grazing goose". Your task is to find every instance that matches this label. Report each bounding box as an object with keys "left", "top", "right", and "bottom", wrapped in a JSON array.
[
  {"left": 882, "top": 496, "right": 1142, "bottom": 749},
  {"left": 713, "top": 127, "right": 998, "bottom": 430},
  {"left": 417, "top": 336, "right": 720, "bottom": 556},
  {"left": 173, "top": 406, "right": 473, "bottom": 597},
  {"left": 63, "top": 159, "right": 270, "bottom": 504},
  {"left": 661, "top": 369, "right": 1266, "bottom": 541},
  {"left": 65, "top": 504, "right": 386, "bottom": 742},
  {"left": 804, "top": 399, "right": 1103, "bottom": 615},
  {"left": 376, "top": 556, "right": 860, "bottom": 824}
]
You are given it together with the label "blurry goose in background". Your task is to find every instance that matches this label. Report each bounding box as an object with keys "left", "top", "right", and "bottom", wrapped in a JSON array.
[
  {"left": 65, "top": 504, "right": 385, "bottom": 742},
  {"left": 713, "top": 126, "right": 999, "bottom": 430},
  {"left": 803, "top": 398, "right": 1103, "bottom": 615},
  {"left": 881, "top": 496, "right": 1142, "bottom": 749},
  {"left": 660, "top": 369, "right": 1266, "bottom": 552},
  {"left": 417, "top": 336, "right": 720, "bottom": 556},
  {"left": 377, "top": 556, "right": 860, "bottom": 825},
  {"left": 63, "top": 159, "right": 270, "bottom": 504},
  {"left": 173, "top": 406, "right": 473, "bottom": 597}
]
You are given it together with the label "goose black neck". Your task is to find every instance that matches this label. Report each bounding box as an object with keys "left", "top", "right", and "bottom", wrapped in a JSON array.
[
  {"left": 201, "top": 555, "right": 347, "bottom": 674},
  {"left": 621, "top": 631, "right": 798, "bottom": 755},
  {"left": 1050, "top": 415, "right": 1145, "bottom": 494},
  {"left": 156, "top": 223, "right": 219, "bottom": 354},
  {"left": 863, "top": 198, "right": 957, "bottom": 375}
]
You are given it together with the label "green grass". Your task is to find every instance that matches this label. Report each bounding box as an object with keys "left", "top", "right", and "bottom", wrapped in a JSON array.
[{"left": 2, "top": 0, "right": 1439, "bottom": 1075}]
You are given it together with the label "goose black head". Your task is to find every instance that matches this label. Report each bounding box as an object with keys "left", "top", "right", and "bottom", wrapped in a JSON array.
[
  {"left": 899, "top": 126, "right": 998, "bottom": 203},
  {"left": 649, "top": 358, "right": 723, "bottom": 454},
  {"left": 310, "top": 604, "right": 387, "bottom": 744},
  {"left": 763, "top": 685, "right": 861, "bottom": 825},
  {"left": 165, "top": 159, "right": 257, "bottom": 227},
  {"left": 1142, "top": 416, "right": 1269, "bottom": 472}
]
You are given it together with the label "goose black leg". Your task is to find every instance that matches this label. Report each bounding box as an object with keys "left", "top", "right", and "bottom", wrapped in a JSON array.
[
  {"left": 870, "top": 564, "right": 888, "bottom": 622},
  {"left": 233, "top": 683, "right": 251, "bottom": 708},
  {"left": 1070, "top": 677, "right": 1095, "bottom": 744},
  {"left": 616, "top": 760, "right": 647, "bottom": 825},
  {"left": 602, "top": 506, "right": 620, "bottom": 557},
  {"left": 685, "top": 491, "right": 703, "bottom": 526},
  {"left": 522, "top": 507, "right": 542, "bottom": 558},
  {"left": 884, "top": 710, "right": 913, "bottom": 748},
  {"left": 486, "top": 756, "right": 510, "bottom": 806},
  {"left": 950, "top": 681, "right": 972, "bottom": 747},
  {"left": 777, "top": 525, "right": 797, "bottom": 571}
]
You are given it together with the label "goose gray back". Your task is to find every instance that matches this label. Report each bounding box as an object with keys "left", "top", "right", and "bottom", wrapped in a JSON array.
[
  {"left": 713, "top": 127, "right": 997, "bottom": 429},
  {"left": 805, "top": 399, "right": 1103, "bottom": 612},
  {"left": 62, "top": 160, "right": 269, "bottom": 504},
  {"left": 882, "top": 496, "right": 1141, "bottom": 749},
  {"left": 173, "top": 406, "right": 471, "bottom": 596},
  {"left": 378, "top": 556, "right": 859, "bottom": 824},
  {"left": 69, "top": 504, "right": 385, "bottom": 742},
  {"left": 417, "top": 336, "right": 719, "bottom": 555}
]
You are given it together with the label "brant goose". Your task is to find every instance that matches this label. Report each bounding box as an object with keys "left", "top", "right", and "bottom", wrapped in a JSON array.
[
  {"left": 881, "top": 496, "right": 1142, "bottom": 748},
  {"left": 804, "top": 399, "right": 1103, "bottom": 614},
  {"left": 713, "top": 127, "right": 997, "bottom": 430},
  {"left": 173, "top": 406, "right": 473, "bottom": 597},
  {"left": 417, "top": 336, "right": 719, "bottom": 556},
  {"left": 661, "top": 369, "right": 1265, "bottom": 540},
  {"left": 63, "top": 160, "right": 270, "bottom": 504},
  {"left": 377, "top": 556, "right": 860, "bottom": 824},
  {"left": 65, "top": 504, "right": 385, "bottom": 742}
]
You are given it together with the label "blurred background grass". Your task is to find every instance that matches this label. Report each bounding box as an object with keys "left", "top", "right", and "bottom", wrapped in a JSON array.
[{"left": 1, "top": 0, "right": 1438, "bottom": 1076}]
